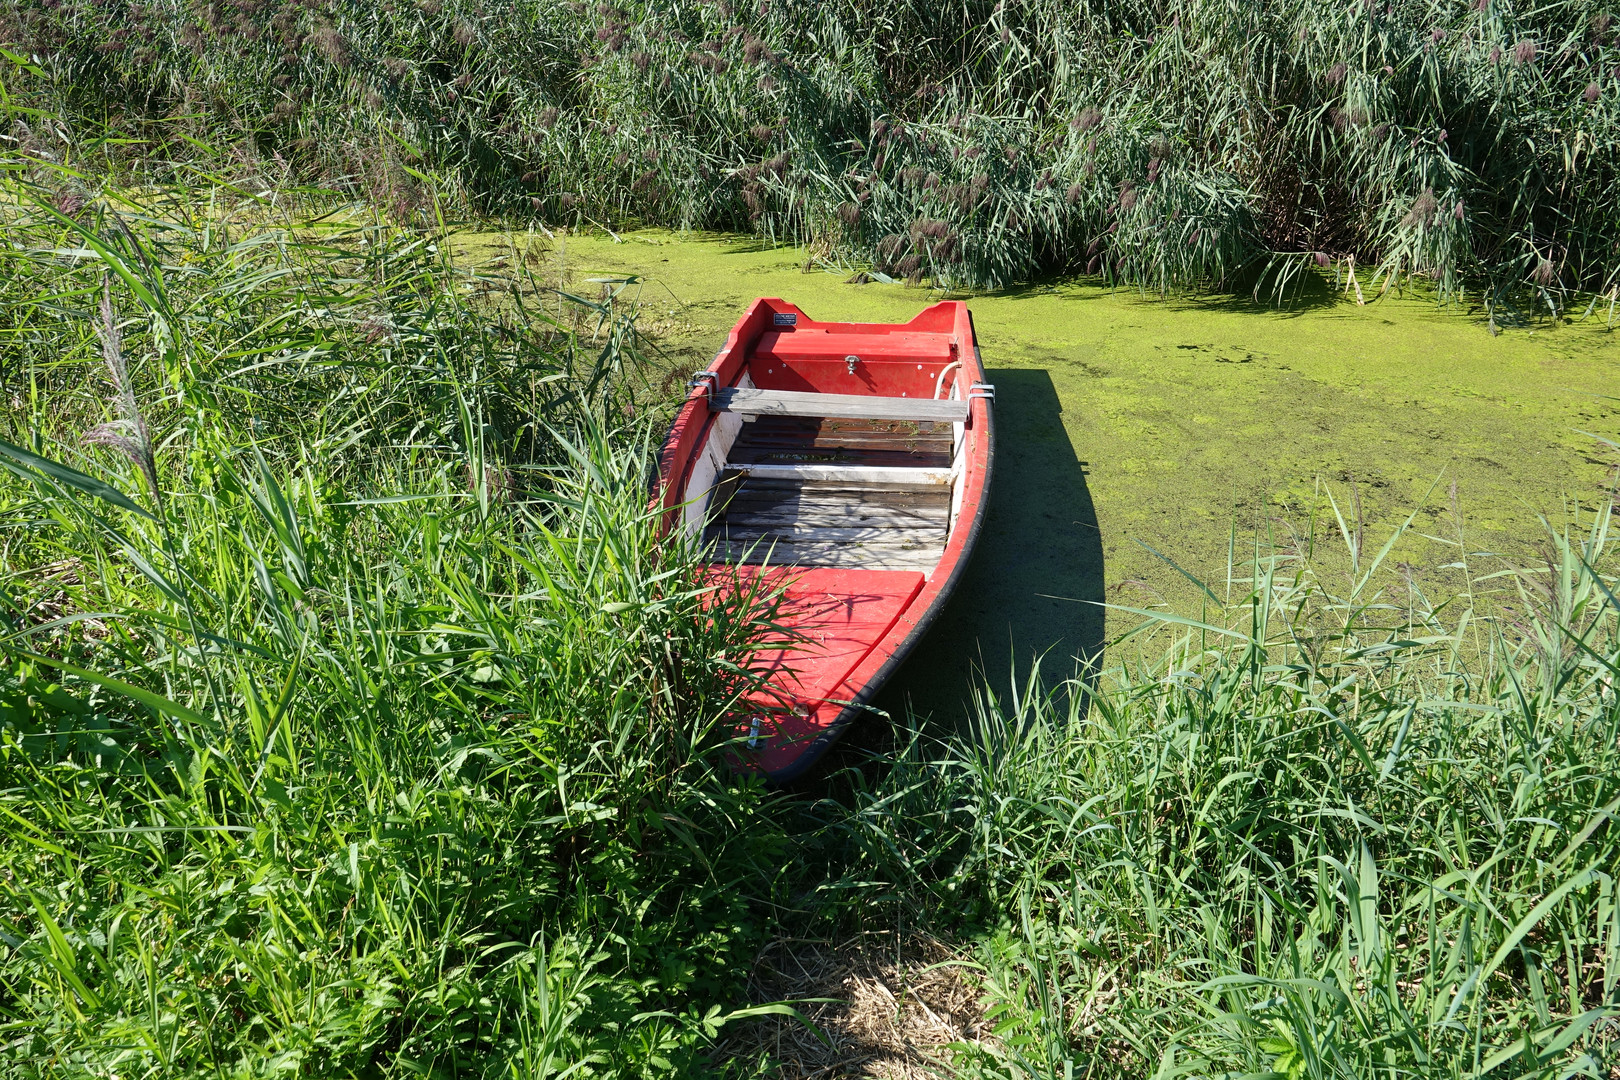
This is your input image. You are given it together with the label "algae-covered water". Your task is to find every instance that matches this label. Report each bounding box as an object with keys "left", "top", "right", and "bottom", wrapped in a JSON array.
[{"left": 462, "top": 228, "right": 1620, "bottom": 726}]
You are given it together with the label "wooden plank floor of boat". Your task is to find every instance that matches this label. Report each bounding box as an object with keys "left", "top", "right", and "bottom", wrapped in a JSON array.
[{"left": 704, "top": 416, "right": 952, "bottom": 571}]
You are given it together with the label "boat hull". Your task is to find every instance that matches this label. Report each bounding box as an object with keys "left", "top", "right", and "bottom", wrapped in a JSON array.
[{"left": 656, "top": 299, "right": 993, "bottom": 781}]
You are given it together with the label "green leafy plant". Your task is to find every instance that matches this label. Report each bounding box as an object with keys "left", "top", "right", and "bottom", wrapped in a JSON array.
[
  {"left": 0, "top": 171, "right": 799, "bottom": 1077},
  {"left": 835, "top": 496, "right": 1620, "bottom": 1079},
  {"left": 1259, "top": 1020, "right": 1307, "bottom": 1080}
]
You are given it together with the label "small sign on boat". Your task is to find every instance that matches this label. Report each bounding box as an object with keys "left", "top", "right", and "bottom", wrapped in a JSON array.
[{"left": 772, "top": 312, "right": 798, "bottom": 326}]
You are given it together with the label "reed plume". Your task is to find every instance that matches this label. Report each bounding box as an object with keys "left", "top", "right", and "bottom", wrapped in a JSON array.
[{"left": 82, "top": 278, "right": 159, "bottom": 505}]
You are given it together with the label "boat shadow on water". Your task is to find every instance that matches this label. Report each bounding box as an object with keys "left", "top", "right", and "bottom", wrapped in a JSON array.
[{"left": 836, "top": 366, "right": 1106, "bottom": 762}]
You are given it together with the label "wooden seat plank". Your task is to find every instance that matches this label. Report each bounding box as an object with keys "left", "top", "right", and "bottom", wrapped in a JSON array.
[
  {"left": 725, "top": 463, "right": 954, "bottom": 484},
  {"left": 713, "top": 387, "right": 968, "bottom": 423},
  {"left": 722, "top": 504, "right": 948, "bottom": 529},
  {"left": 709, "top": 522, "right": 946, "bottom": 545},
  {"left": 723, "top": 477, "right": 954, "bottom": 498}
]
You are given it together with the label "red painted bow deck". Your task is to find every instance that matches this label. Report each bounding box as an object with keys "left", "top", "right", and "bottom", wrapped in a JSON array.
[{"left": 655, "top": 299, "right": 994, "bottom": 782}]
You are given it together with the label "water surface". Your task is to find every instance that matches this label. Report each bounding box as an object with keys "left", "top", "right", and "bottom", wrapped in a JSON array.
[{"left": 460, "top": 228, "right": 1620, "bottom": 732}]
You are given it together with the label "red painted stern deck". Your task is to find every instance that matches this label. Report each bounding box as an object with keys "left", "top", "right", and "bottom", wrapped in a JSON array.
[{"left": 730, "top": 567, "right": 923, "bottom": 776}]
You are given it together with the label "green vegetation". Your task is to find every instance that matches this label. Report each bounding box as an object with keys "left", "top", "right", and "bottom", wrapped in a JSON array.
[
  {"left": 847, "top": 510, "right": 1620, "bottom": 1078},
  {"left": 3, "top": 0, "right": 1618, "bottom": 296},
  {"left": 3, "top": 162, "right": 1618, "bottom": 1076},
  {"left": 4, "top": 10, "right": 1620, "bottom": 1074},
  {"left": 495, "top": 228, "right": 1620, "bottom": 721},
  {"left": 0, "top": 180, "right": 798, "bottom": 1074}
]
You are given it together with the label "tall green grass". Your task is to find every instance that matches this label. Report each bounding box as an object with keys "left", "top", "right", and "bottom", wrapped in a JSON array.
[
  {"left": 4, "top": 0, "right": 1616, "bottom": 300},
  {"left": 0, "top": 176, "right": 803, "bottom": 1075},
  {"left": 3, "top": 166, "right": 1618, "bottom": 1076},
  {"left": 835, "top": 506, "right": 1620, "bottom": 1076}
]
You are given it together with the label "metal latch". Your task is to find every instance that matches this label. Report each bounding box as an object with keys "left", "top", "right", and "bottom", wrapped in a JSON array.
[
  {"left": 845, "top": 355, "right": 860, "bottom": 374},
  {"left": 968, "top": 382, "right": 995, "bottom": 402},
  {"left": 689, "top": 370, "right": 719, "bottom": 400}
]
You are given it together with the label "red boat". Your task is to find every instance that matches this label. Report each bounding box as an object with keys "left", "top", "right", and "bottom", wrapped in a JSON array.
[{"left": 655, "top": 299, "right": 994, "bottom": 781}]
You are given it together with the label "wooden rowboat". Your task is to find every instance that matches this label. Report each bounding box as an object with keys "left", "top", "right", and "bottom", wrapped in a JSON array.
[{"left": 656, "top": 299, "right": 994, "bottom": 782}]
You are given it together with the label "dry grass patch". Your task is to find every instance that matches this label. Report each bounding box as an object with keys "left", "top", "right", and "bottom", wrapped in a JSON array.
[{"left": 717, "top": 935, "right": 994, "bottom": 1079}]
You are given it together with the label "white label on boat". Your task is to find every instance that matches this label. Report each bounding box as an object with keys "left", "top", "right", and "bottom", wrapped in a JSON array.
[{"left": 772, "top": 313, "right": 797, "bottom": 326}]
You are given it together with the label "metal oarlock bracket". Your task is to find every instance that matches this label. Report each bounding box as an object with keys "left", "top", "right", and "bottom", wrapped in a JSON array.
[
  {"left": 689, "top": 370, "right": 719, "bottom": 399},
  {"left": 968, "top": 382, "right": 995, "bottom": 402}
]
